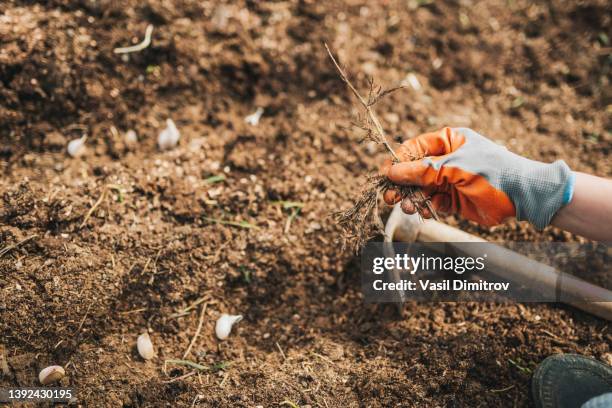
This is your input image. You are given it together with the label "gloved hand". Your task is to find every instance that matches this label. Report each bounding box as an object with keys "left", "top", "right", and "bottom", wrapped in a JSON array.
[{"left": 382, "top": 127, "right": 575, "bottom": 229}]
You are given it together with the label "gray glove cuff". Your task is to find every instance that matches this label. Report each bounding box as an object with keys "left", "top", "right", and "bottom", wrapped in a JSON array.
[{"left": 500, "top": 159, "right": 575, "bottom": 230}]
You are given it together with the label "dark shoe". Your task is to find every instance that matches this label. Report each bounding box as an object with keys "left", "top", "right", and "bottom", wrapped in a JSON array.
[{"left": 532, "top": 354, "right": 612, "bottom": 408}]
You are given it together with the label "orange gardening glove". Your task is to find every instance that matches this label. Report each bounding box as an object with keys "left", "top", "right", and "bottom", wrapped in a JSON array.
[{"left": 381, "top": 127, "right": 575, "bottom": 228}]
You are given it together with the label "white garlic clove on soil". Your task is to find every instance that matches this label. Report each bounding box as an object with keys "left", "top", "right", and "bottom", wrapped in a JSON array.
[
  {"left": 39, "top": 365, "right": 65, "bottom": 385},
  {"left": 137, "top": 333, "right": 155, "bottom": 360},
  {"left": 403, "top": 72, "right": 422, "bottom": 91},
  {"left": 244, "top": 107, "right": 264, "bottom": 126},
  {"left": 157, "top": 119, "right": 180, "bottom": 150},
  {"left": 124, "top": 129, "right": 138, "bottom": 144},
  {"left": 215, "top": 314, "right": 243, "bottom": 340},
  {"left": 67, "top": 135, "right": 87, "bottom": 157}
]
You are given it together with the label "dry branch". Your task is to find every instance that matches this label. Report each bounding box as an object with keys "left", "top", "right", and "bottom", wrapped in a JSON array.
[
  {"left": 0, "top": 235, "right": 37, "bottom": 258},
  {"left": 324, "top": 43, "right": 438, "bottom": 251},
  {"left": 183, "top": 303, "right": 207, "bottom": 359},
  {"left": 324, "top": 43, "right": 399, "bottom": 161},
  {"left": 79, "top": 184, "right": 124, "bottom": 229}
]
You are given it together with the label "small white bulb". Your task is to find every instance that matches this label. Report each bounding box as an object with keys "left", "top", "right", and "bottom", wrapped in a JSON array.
[
  {"left": 39, "top": 365, "right": 65, "bottom": 385},
  {"left": 158, "top": 119, "right": 180, "bottom": 150},
  {"left": 403, "top": 73, "right": 422, "bottom": 91},
  {"left": 67, "top": 135, "right": 87, "bottom": 157},
  {"left": 245, "top": 107, "right": 264, "bottom": 126},
  {"left": 125, "top": 129, "right": 138, "bottom": 144},
  {"left": 215, "top": 314, "right": 243, "bottom": 340},
  {"left": 137, "top": 333, "right": 155, "bottom": 360}
]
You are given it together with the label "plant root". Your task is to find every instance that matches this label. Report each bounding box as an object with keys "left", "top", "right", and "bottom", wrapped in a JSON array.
[{"left": 334, "top": 176, "right": 430, "bottom": 253}]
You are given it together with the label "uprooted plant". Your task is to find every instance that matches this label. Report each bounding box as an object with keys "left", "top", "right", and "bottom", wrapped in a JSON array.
[{"left": 325, "top": 43, "right": 438, "bottom": 252}]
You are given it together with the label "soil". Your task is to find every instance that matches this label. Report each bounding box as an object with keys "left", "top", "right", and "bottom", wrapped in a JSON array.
[{"left": 1, "top": 0, "right": 611, "bottom": 407}]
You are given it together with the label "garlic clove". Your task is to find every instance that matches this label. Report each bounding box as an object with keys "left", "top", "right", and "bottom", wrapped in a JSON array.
[
  {"left": 244, "top": 107, "right": 264, "bottom": 126},
  {"left": 402, "top": 73, "right": 422, "bottom": 91},
  {"left": 39, "top": 365, "right": 65, "bottom": 385},
  {"left": 215, "top": 314, "right": 243, "bottom": 340},
  {"left": 157, "top": 119, "right": 180, "bottom": 150},
  {"left": 67, "top": 135, "right": 87, "bottom": 157},
  {"left": 124, "top": 129, "right": 138, "bottom": 144},
  {"left": 137, "top": 333, "right": 155, "bottom": 360}
]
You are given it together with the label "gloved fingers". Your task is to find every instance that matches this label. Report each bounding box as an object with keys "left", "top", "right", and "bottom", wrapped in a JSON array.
[
  {"left": 430, "top": 193, "right": 451, "bottom": 214},
  {"left": 385, "top": 184, "right": 443, "bottom": 209},
  {"left": 387, "top": 160, "right": 431, "bottom": 186},
  {"left": 400, "top": 196, "right": 417, "bottom": 214},
  {"left": 414, "top": 194, "right": 448, "bottom": 219},
  {"left": 379, "top": 157, "right": 393, "bottom": 177},
  {"left": 392, "top": 190, "right": 448, "bottom": 217},
  {"left": 383, "top": 188, "right": 402, "bottom": 205},
  {"left": 420, "top": 205, "right": 433, "bottom": 219},
  {"left": 397, "top": 127, "right": 461, "bottom": 159},
  {"left": 421, "top": 185, "right": 439, "bottom": 198}
]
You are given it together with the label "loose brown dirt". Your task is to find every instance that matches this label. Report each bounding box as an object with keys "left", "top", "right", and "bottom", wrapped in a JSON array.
[{"left": 1, "top": 0, "right": 610, "bottom": 406}]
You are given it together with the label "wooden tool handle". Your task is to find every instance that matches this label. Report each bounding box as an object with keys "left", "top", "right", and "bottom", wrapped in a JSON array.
[{"left": 391, "top": 213, "right": 612, "bottom": 321}]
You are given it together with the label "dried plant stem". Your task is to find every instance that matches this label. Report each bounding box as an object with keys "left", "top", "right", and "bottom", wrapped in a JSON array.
[
  {"left": 163, "top": 370, "right": 197, "bottom": 384},
  {"left": 324, "top": 44, "right": 438, "bottom": 222},
  {"left": 80, "top": 184, "right": 124, "bottom": 229},
  {"left": 324, "top": 43, "right": 438, "bottom": 250},
  {"left": 324, "top": 43, "right": 400, "bottom": 162},
  {"left": 0, "top": 234, "right": 37, "bottom": 258},
  {"left": 183, "top": 303, "right": 207, "bottom": 359},
  {"left": 80, "top": 189, "right": 107, "bottom": 229}
]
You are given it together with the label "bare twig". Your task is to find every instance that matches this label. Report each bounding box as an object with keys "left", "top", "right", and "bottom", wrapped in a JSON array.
[
  {"left": 369, "top": 85, "right": 407, "bottom": 106},
  {"left": 118, "top": 308, "right": 148, "bottom": 315},
  {"left": 203, "top": 216, "right": 260, "bottom": 230},
  {"left": 80, "top": 184, "right": 124, "bottom": 228},
  {"left": 276, "top": 342, "right": 287, "bottom": 361},
  {"left": 220, "top": 371, "right": 230, "bottom": 387},
  {"left": 140, "top": 257, "right": 152, "bottom": 276},
  {"left": 490, "top": 384, "right": 515, "bottom": 393},
  {"left": 163, "top": 370, "right": 197, "bottom": 384},
  {"left": 310, "top": 351, "right": 335, "bottom": 365},
  {"left": 75, "top": 302, "right": 94, "bottom": 334},
  {"left": 170, "top": 296, "right": 209, "bottom": 318},
  {"left": 80, "top": 189, "right": 107, "bottom": 228},
  {"left": 183, "top": 303, "right": 207, "bottom": 359},
  {"left": 0, "top": 235, "right": 37, "bottom": 258},
  {"left": 0, "top": 345, "right": 10, "bottom": 376},
  {"left": 324, "top": 43, "right": 438, "bottom": 223},
  {"left": 283, "top": 207, "right": 301, "bottom": 234},
  {"left": 324, "top": 43, "right": 399, "bottom": 161},
  {"left": 164, "top": 359, "right": 208, "bottom": 371}
]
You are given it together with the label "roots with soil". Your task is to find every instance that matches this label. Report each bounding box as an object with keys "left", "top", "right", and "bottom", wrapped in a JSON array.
[
  {"left": 333, "top": 176, "right": 432, "bottom": 252},
  {"left": 325, "top": 44, "right": 438, "bottom": 252}
]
